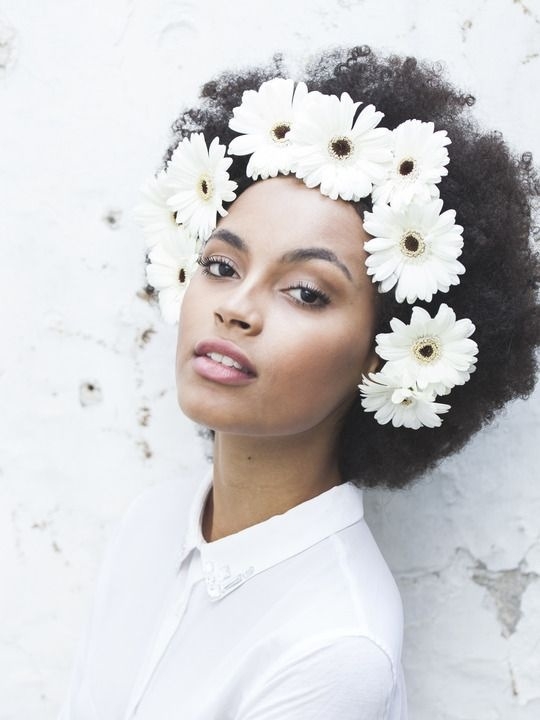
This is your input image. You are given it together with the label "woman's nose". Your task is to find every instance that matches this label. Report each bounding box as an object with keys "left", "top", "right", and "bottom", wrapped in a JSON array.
[{"left": 214, "top": 292, "right": 263, "bottom": 335}]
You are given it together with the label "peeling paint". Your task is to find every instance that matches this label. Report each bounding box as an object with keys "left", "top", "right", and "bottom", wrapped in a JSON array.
[
  {"left": 46, "top": 317, "right": 120, "bottom": 354},
  {"left": 136, "top": 285, "right": 156, "bottom": 303},
  {"left": 137, "top": 439, "right": 153, "bottom": 459},
  {"left": 461, "top": 19, "right": 472, "bottom": 42},
  {"left": 79, "top": 380, "right": 103, "bottom": 406},
  {"left": 137, "top": 327, "right": 156, "bottom": 348},
  {"left": 396, "top": 545, "right": 540, "bottom": 639},
  {"left": 31, "top": 520, "right": 51, "bottom": 531},
  {"left": 513, "top": 0, "right": 540, "bottom": 24},
  {"left": 508, "top": 659, "right": 518, "bottom": 697},
  {"left": 472, "top": 559, "right": 539, "bottom": 637},
  {"left": 103, "top": 209, "right": 122, "bottom": 229},
  {"left": 0, "top": 19, "right": 17, "bottom": 71},
  {"left": 137, "top": 406, "right": 150, "bottom": 426}
]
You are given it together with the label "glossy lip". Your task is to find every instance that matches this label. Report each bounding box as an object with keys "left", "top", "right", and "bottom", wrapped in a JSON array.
[{"left": 193, "top": 338, "right": 257, "bottom": 377}]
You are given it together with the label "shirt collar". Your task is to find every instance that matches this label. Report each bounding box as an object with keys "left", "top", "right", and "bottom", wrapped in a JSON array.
[{"left": 179, "top": 467, "right": 364, "bottom": 602}]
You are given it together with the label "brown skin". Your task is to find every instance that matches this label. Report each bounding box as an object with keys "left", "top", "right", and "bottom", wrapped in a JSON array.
[{"left": 176, "top": 176, "right": 380, "bottom": 542}]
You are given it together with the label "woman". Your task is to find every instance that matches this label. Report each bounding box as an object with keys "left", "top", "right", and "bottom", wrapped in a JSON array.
[{"left": 59, "top": 46, "right": 540, "bottom": 719}]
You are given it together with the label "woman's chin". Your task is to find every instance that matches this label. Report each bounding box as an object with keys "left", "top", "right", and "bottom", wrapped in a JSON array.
[{"left": 176, "top": 389, "right": 246, "bottom": 433}]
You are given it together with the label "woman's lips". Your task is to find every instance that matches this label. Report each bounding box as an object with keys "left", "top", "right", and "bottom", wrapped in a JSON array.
[{"left": 192, "top": 338, "right": 257, "bottom": 385}]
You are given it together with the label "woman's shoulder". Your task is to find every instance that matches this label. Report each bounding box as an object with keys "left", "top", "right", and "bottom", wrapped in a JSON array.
[
  {"left": 236, "top": 518, "right": 406, "bottom": 716},
  {"left": 119, "top": 471, "right": 201, "bottom": 527},
  {"left": 100, "top": 470, "right": 205, "bottom": 571},
  {"left": 263, "top": 513, "right": 404, "bottom": 679},
  {"left": 331, "top": 517, "right": 404, "bottom": 662}
]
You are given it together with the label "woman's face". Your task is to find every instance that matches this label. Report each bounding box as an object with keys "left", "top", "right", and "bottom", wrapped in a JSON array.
[{"left": 176, "top": 175, "right": 380, "bottom": 437}]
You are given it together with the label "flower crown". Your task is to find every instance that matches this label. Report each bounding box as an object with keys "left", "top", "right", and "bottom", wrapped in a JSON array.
[{"left": 135, "top": 77, "right": 478, "bottom": 430}]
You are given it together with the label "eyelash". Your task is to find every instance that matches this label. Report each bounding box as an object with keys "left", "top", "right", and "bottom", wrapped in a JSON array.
[
  {"left": 284, "top": 281, "right": 331, "bottom": 308},
  {"left": 197, "top": 254, "right": 234, "bottom": 276},
  {"left": 196, "top": 254, "right": 331, "bottom": 308}
]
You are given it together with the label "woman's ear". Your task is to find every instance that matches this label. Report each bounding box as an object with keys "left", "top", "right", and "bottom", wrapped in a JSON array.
[
  {"left": 355, "top": 349, "right": 381, "bottom": 391},
  {"left": 364, "top": 347, "right": 382, "bottom": 376}
]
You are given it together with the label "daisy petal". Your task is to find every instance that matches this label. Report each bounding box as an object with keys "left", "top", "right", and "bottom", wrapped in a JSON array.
[
  {"left": 358, "top": 368, "right": 451, "bottom": 429},
  {"left": 288, "top": 89, "right": 393, "bottom": 202},
  {"left": 166, "top": 133, "right": 238, "bottom": 241},
  {"left": 375, "top": 303, "right": 479, "bottom": 393}
]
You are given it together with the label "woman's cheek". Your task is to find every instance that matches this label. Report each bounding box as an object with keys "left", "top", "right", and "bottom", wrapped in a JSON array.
[{"left": 268, "top": 321, "right": 364, "bottom": 401}]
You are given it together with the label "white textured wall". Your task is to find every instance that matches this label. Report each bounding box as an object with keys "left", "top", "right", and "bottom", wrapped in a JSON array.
[{"left": 1, "top": 1, "right": 539, "bottom": 717}]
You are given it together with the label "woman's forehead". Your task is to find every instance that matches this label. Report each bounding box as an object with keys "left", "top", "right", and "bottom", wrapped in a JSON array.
[{"left": 217, "top": 176, "right": 369, "bottom": 257}]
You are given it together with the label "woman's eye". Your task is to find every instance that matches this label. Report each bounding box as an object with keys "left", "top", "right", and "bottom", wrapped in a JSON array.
[
  {"left": 197, "top": 255, "right": 236, "bottom": 277},
  {"left": 286, "top": 284, "right": 331, "bottom": 307},
  {"left": 210, "top": 262, "right": 235, "bottom": 277}
]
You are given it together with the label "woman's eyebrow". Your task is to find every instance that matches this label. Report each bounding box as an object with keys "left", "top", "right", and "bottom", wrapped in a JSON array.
[
  {"left": 207, "top": 229, "right": 248, "bottom": 252},
  {"left": 280, "top": 248, "right": 353, "bottom": 282},
  {"left": 208, "top": 229, "right": 352, "bottom": 282}
]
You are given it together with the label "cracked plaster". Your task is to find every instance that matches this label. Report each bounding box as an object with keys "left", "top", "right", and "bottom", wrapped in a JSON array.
[
  {"left": 472, "top": 560, "right": 539, "bottom": 638},
  {"left": 0, "top": 17, "right": 16, "bottom": 71}
]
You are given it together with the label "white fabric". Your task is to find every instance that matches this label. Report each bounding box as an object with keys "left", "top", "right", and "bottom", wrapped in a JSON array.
[{"left": 58, "top": 468, "right": 408, "bottom": 719}]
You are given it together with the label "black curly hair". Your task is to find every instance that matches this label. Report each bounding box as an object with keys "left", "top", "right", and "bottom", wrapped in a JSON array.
[{"left": 157, "top": 45, "right": 540, "bottom": 490}]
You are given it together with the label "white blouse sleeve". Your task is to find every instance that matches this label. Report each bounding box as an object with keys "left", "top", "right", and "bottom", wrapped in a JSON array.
[
  {"left": 236, "top": 635, "right": 395, "bottom": 720},
  {"left": 56, "top": 489, "right": 151, "bottom": 720}
]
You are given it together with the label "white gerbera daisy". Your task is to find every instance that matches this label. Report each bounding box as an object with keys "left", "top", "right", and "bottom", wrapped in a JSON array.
[
  {"left": 165, "top": 133, "right": 237, "bottom": 242},
  {"left": 372, "top": 119, "right": 451, "bottom": 208},
  {"left": 133, "top": 170, "right": 183, "bottom": 249},
  {"left": 228, "top": 78, "right": 308, "bottom": 180},
  {"left": 146, "top": 231, "right": 198, "bottom": 324},
  {"left": 359, "top": 369, "right": 451, "bottom": 429},
  {"left": 375, "top": 303, "right": 478, "bottom": 394},
  {"left": 287, "top": 90, "right": 393, "bottom": 201},
  {"left": 363, "top": 198, "right": 465, "bottom": 303}
]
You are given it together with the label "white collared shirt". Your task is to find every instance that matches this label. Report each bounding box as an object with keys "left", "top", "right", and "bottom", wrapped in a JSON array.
[{"left": 59, "top": 468, "right": 407, "bottom": 719}]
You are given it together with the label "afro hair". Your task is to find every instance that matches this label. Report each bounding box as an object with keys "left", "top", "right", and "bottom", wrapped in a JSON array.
[{"left": 157, "top": 45, "right": 540, "bottom": 490}]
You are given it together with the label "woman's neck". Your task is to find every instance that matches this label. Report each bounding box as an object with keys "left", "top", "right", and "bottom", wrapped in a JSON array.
[{"left": 202, "top": 424, "right": 344, "bottom": 542}]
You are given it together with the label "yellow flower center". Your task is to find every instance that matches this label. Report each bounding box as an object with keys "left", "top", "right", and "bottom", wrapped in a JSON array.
[
  {"left": 400, "top": 230, "right": 426, "bottom": 258},
  {"left": 197, "top": 174, "right": 214, "bottom": 201},
  {"left": 328, "top": 135, "right": 354, "bottom": 160},
  {"left": 270, "top": 121, "right": 291, "bottom": 144},
  {"left": 412, "top": 336, "right": 441, "bottom": 363}
]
